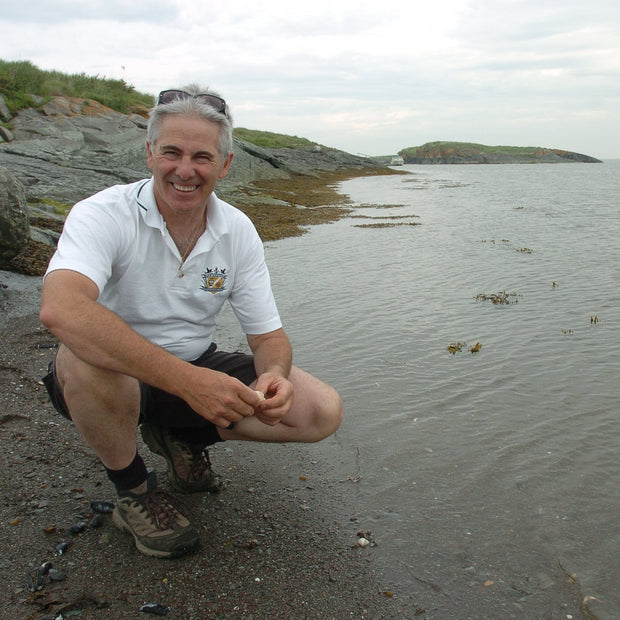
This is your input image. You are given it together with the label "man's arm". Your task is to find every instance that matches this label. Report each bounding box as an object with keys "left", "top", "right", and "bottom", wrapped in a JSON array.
[
  {"left": 246, "top": 328, "right": 294, "bottom": 425},
  {"left": 40, "top": 269, "right": 262, "bottom": 427}
]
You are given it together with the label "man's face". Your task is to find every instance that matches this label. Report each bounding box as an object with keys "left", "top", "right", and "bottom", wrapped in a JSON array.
[{"left": 146, "top": 115, "right": 233, "bottom": 219}]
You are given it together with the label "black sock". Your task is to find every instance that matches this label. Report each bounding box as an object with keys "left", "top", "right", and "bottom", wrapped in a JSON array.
[{"left": 105, "top": 452, "right": 148, "bottom": 493}]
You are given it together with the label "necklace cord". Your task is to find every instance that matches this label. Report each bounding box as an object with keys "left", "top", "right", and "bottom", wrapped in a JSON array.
[{"left": 175, "top": 213, "right": 205, "bottom": 272}]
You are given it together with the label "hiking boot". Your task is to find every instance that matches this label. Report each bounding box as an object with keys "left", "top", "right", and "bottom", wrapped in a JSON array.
[
  {"left": 140, "top": 423, "right": 222, "bottom": 494},
  {"left": 112, "top": 471, "right": 199, "bottom": 558}
]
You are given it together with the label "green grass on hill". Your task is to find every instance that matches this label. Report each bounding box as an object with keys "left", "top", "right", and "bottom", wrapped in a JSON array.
[
  {"left": 400, "top": 141, "right": 545, "bottom": 157},
  {"left": 233, "top": 127, "right": 318, "bottom": 150},
  {"left": 0, "top": 59, "right": 154, "bottom": 115},
  {"left": 1, "top": 60, "right": 323, "bottom": 152}
]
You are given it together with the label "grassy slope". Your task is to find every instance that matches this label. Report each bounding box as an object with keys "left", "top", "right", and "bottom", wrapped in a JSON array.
[
  {"left": 0, "top": 59, "right": 153, "bottom": 114},
  {"left": 0, "top": 60, "right": 316, "bottom": 150}
]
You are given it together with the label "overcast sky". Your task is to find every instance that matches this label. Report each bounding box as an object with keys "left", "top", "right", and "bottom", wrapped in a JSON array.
[{"left": 2, "top": 0, "right": 619, "bottom": 158}]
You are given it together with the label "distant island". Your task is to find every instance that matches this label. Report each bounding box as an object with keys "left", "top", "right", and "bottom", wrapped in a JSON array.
[{"left": 395, "top": 141, "right": 601, "bottom": 164}]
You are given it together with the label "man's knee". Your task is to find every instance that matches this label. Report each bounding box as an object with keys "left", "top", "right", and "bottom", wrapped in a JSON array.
[
  {"left": 314, "top": 384, "right": 343, "bottom": 440},
  {"left": 292, "top": 378, "right": 342, "bottom": 443},
  {"left": 55, "top": 345, "right": 140, "bottom": 416}
]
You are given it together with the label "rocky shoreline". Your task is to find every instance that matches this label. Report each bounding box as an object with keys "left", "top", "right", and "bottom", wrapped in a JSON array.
[{"left": 0, "top": 95, "right": 398, "bottom": 277}]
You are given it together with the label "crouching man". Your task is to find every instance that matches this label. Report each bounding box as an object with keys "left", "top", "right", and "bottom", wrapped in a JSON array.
[{"left": 40, "top": 85, "right": 342, "bottom": 558}]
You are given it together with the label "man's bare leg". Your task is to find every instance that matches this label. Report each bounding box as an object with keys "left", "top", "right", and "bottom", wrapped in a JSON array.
[
  {"left": 54, "top": 344, "right": 141, "bottom": 470},
  {"left": 219, "top": 366, "right": 343, "bottom": 443}
]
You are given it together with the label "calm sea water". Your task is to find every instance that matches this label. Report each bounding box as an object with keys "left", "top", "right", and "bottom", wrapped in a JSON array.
[{"left": 220, "top": 161, "right": 620, "bottom": 618}]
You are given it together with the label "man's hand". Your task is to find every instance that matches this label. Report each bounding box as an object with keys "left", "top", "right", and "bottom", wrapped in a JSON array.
[
  {"left": 180, "top": 365, "right": 266, "bottom": 428},
  {"left": 253, "top": 372, "right": 294, "bottom": 426},
  {"left": 245, "top": 328, "right": 294, "bottom": 426}
]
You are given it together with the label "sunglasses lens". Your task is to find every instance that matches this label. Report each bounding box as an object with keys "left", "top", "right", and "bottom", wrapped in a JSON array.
[
  {"left": 197, "top": 95, "right": 226, "bottom": 113},
  {"left": 158, "top": 90, "right": 186, "bottom": 105},
  {"left": 157, "top": 90, "right": 226, "bottom": 113}
]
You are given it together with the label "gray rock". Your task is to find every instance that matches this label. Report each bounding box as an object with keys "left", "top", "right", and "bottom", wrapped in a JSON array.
[
  {"left": 0, "top": 100, "right": 151, "bottom": 203},
  {"left": 30, "top": 226, "right": 60, "bottom": 246},
  {"left": 0, "top": 126, "right": 13, "bottom": 143},
  {"left": 0, "top": 269, "right": 42, "bottom": 324},
  {"left": 0, "top": 167, "right": 30, "bottom": 267},
  {"left": 0, "top": 95, "right": 384, "bottom": 263},
  {"left": 0, "top": 95, "right": 11, "bottom": 122}
]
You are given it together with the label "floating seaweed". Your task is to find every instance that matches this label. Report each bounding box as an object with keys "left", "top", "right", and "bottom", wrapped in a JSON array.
[
  {"left": 447, "top": 341, "right": 483, "bottom": 354},
  {"left": 353, "top": 222, "right": 421, "bottom": 229},
  {"left": 354, "top": 203, "right": 406, "bottom": 209},
  {"left": 474, "top": 291, "right": 520, "bottom": 305},
  {"left": 348, "top": 214, "right": 419, "bottom": 220}
]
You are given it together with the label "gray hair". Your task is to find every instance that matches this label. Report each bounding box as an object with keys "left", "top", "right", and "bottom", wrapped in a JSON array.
[{"left": 146, "top": 84, "right": 234, "bottom": 157}]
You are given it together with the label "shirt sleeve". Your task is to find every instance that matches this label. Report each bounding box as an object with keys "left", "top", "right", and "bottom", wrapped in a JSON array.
[
  {"left": 44, "top": 193, "right": 127, "bottom": 296},
  {"left": 227, "top": 217, "right": 282, "bottom": 335}
]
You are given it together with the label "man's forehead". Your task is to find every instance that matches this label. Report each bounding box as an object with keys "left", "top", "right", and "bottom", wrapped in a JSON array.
[
  {"left": 160, "top": 113, "right": 218, "bottom": 132},
  {"left": 154, "top": 116, "right": 220, "bottom": 146}
]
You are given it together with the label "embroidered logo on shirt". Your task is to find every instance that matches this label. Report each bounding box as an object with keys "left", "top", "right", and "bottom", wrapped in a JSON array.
[{"left": 200, "top": 267, "right": 227, "bottom": 294}]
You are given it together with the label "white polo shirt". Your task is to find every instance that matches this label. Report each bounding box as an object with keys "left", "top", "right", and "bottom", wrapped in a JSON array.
[{"left": 45, "top": 179, "right": 282, "bottom": 361}]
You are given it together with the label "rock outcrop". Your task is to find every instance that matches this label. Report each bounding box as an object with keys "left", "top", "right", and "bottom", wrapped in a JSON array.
[
  {"left": 0, "top": 96, "right": 152, "bottom": 203},
  {"left": 0, "top": 96, "right": 380, "bottom": 205},
  {"left": 0, "top": 95, "right": 384, "bottom": 276},
  {"left": 0, "top": 167, "right": 29, "bottom": 268}
]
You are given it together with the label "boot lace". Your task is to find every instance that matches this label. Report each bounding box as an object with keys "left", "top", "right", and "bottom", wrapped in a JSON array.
[{"left": 141, "top": 488, "right": 184, "bottom": 530}]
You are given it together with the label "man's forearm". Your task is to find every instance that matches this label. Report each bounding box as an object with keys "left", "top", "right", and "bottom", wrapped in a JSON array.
[
  {"left": 247, "top": 329, "right": 293, "bottom": 379},
  {"left": 40, "top": 275, "right": 191, "bottom": 395}
]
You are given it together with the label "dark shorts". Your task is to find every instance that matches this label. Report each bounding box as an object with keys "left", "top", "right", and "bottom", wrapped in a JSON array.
[{"left": 42, "top": 343, "right": 256, "bottom": 440}]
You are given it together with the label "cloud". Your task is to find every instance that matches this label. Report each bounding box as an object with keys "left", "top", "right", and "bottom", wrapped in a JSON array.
[
  {"left": 0, "top": 0, "right": 619, "bottom": 157},
  {"left": 3, "top": 0, "right": 178, "bottom": 23}
]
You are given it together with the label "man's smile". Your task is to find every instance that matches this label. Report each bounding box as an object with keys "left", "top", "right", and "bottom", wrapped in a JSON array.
[{"left": 173, "top": 183, "right": 198, "bottom": 192}]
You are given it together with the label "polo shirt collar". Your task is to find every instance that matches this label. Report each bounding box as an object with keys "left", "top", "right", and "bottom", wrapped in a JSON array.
[{"left": 135, "top": 178, "right": 225, "bottom": 245}]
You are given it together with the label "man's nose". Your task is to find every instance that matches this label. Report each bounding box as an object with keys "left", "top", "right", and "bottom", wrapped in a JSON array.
[{"left": 176, "top": 156, "right": 195, "bottom": 179}]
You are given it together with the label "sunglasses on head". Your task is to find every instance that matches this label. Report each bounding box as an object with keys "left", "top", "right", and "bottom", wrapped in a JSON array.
[{"left": 157, "top": 89, "right": 227, "bottom": 114}]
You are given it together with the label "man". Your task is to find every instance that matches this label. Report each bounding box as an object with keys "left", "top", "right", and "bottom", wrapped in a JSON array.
[{"left": 39, "top": 85, "right": 343, "bottom": 559}]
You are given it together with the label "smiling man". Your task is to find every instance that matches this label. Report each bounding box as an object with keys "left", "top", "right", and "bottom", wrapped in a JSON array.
[{"left": 39, "top": 85, "right": 342, "bottom": 559}]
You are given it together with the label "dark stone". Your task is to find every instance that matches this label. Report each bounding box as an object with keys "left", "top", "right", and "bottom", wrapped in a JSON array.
[
  {"left": 0, "top": 167, "right": 30, "bottom": 268},
  {"left": 0, "top": 94, "right": 11, "bottom": 122}
]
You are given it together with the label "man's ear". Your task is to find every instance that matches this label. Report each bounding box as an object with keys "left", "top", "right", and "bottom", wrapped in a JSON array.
[
  {"left": 146, "top": 141, "right": 154, "bottom": 170},
  {"left": 218, "top": 152, "right": 234, "bottom": 179}
]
